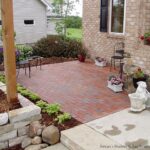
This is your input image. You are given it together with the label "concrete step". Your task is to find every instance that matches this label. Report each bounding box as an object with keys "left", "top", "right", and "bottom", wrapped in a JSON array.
[
  {"left": 42, "top": 143, "right": 69, "bottom": 150},
  {"left": 61, "top": 124, "right": 127, "bottom": 150}
]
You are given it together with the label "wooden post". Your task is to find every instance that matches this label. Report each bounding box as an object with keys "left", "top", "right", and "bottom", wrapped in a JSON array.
[{"left": 1, "top": 0, "right": 18, "bottom": 103}]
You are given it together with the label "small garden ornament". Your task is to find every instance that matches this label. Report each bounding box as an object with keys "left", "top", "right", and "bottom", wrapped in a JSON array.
[{"left": 128, "top": 81, "right": 150, "bottom": 112}]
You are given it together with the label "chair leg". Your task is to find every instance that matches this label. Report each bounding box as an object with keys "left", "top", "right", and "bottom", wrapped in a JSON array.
[
  {"left": 110, "top": 58, "right": 112, "bottom": 71},
  {"left": 113, "top": 59, "right": 115, "bottom": 69}
]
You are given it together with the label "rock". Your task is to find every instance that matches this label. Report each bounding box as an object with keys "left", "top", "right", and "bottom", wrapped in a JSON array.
[
  {"left": 0, "top": 141, "right": 8, "bottom": 149},
  {"left": 0, "top": 112, "right": 8, "bottom": 125},
  {"left": 9, "top": 135, "right": 27, "bottom": 147},
  {"left": 42, "top": 125, "right": 60, "bottom": 145},
  {"left": 0, "top": 130, "right": 17, "bottom": 142},
  {"left": 32, "top": 136, "right": 42, "bottom": 145},
  {"left": 9, "top": 105, "right": 41, "bottom": 123},
  {"left": 0, "top": 124, "right": 14, "bottom": 135},
  {"left": 18, "top": 126, "right": 29, "bottom": 136},
  {"left": 21, "top": 137, "right": 32, "bottom": 148},
  {"left": 29, "top": 121, "right": 44, "bottom": 138},
  {"left": 24, "top": 144, "right": 48, "bottom": 150}
]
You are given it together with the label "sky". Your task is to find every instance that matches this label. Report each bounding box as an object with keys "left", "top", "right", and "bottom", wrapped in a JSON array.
[{"left": 71, "top": 0, "right": 83, "bottom": 17}]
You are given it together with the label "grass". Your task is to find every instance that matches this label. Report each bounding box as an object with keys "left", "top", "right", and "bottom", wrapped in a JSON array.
[{"left": 66, "top": 28, "right": 82, "bottom": 40}]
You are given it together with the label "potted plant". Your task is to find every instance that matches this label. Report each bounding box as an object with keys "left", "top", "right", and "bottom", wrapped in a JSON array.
[
  {"left": 107, "top": 75, "right": 124, "bottom": 92},
  {"left": 78, "top": 48, "right": 87, "bottom": 62},
  {"left": 95, "top": 57, "right": 107, "bottom": 67},
  {"left": 140, "top": 31, "right": 150, "bottom": 45},
  {"left": 132, "top": 67, "right": 147, "bottom": 88}
]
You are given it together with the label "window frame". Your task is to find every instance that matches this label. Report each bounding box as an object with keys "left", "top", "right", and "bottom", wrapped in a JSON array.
[{"left": 109, "top": 0, "right": 126, "bottom": 35}]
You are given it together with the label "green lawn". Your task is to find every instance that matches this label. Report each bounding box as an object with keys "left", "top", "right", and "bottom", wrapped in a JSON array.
[{"left": 66, "top": 28, "right": 82, "bottom": 40}]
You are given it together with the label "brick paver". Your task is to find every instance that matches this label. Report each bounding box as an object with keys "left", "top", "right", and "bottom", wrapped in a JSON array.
[{"left": 17, "top": 61, "right": 130, "bottom": 123}]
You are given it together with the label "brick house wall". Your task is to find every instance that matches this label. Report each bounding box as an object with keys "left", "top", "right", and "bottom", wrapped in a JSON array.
[{"left": 83, "top": 0, "right": 150, "bottom": 74}]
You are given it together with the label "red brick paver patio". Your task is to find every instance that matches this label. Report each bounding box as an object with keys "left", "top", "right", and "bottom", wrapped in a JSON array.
[{"left": 17, "top": 61, "right": 130, "bottom": 123}]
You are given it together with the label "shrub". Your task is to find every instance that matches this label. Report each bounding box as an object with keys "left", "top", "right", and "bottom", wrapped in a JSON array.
[
  {"left": 0, "top": 74, "right": 5, "bottom": 83},
  {"left": 55, "top": 112, "right": 71, "bottom": 124},
  {"left": 32, "top": 35, "right": 84, "bottom": 58},
  {"left": 46, "top": 103, "right": 61, "bottom": 116},
  {"left": 16, "top": 44, "right": 33, "bottom": 60}
]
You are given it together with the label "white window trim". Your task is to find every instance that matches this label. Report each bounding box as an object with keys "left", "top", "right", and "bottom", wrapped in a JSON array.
[{"left": 109, "top": 0, "right": 126, "bottom": 35}]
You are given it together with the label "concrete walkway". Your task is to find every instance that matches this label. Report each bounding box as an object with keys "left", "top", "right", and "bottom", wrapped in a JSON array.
[{"left": 61, "top": 108, "right": 150, "bottom": 150}]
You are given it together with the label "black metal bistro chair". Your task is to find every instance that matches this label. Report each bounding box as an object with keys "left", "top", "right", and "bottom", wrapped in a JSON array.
[{"left": 110, "top": 42, "right": 125, "bottom": 71}]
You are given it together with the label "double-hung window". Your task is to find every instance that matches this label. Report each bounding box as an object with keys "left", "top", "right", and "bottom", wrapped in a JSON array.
[
  {"left": 100, "top": 0, "right": 126, "bottom": 35},
  {"left": 109, "top": 0, "right": 126, "bottom": 34}
]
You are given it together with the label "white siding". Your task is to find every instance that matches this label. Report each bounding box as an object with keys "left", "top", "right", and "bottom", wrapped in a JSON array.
[{"left": 13, "top": 0, "right": 47, "bottom": 44}]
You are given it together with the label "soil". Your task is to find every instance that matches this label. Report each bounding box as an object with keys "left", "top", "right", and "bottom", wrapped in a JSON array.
[
  {"left": 41, "top": 112, "right": 81, "bottom": 132},
  {"left": 0, "top": 90, "right": 21, "bottom": 113},
  {"left": 4, "top": 145, "right": 23, "bottom": 150},
  {"left": 0, "top": 57, "right": 77, "bottom": 71}
]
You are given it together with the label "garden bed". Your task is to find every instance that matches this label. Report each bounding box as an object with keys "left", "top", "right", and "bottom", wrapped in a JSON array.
[
  {"left": 0, "top": 90, "right": 21, "bottom": 113},
  {"left": 0, "top": 57, "right": 77, "bottom": 71}
]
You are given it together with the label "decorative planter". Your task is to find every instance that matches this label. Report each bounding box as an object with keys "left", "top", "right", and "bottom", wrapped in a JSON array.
[
  {"left": 128, "top": 93, "right": 147, "bottom": 112},
  {"left": 78, "top": 55, "right": 85, "bottom": 62},
  {"left": 95, "top": 59, "right": 107, "bottom": 67},
  {"left": 133, "top": 77, "right": 147, "bottom": 89},
  {"left": 144, "top": 39, "right": 150, "bottom": 45},
  {"left": 107, "top": 81, "right": 123, "bottom": 92}
]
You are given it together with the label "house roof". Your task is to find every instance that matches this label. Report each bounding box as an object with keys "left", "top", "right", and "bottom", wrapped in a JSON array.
[{"left": 40, "top": 0, "right": 51, "bottom": 10}]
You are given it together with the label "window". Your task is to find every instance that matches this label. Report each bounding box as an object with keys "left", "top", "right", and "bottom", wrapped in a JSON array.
[
  {"left": 0, "top": 20, "right": 2, "bottom": 26},
  {"left": 24, "top": 20, "right": 34, "bottom": 25},
  {"left": 109, "top": 0, "right": 125, "bottom": 34}
]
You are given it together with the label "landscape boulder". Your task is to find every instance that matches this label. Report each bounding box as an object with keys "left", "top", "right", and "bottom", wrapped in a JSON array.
[{"left": 42, "top": 125, "right": 60, "bottom": 145}]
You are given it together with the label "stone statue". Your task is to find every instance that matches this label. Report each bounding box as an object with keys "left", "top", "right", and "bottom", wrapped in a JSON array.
[{"left": 128, "top": 81, "right": 150, "bottom": 112}]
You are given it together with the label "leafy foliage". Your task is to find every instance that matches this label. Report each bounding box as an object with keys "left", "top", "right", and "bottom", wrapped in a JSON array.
[
  {"left": 32, "top": 35, "right": 84, "bottom": 58},
  {"left": 36, "top": 100, "right": 48, "bottom": 112},
  {"left": 56, "top": 112, "right": 71, "bottom": 124},
  {"left": 0, "top": 74, "right": 5, "bottom": 83},
  {"left": 16, "top": 44, "right": 33, "bottom": 60},
  {"left": 46, "top": 103, "right": 61, "bottom": 115},
  {"left": 65, "top": 16, "right": 82, "bottom": 29}
]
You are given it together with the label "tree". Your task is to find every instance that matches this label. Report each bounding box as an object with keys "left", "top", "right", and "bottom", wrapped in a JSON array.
[{"left": 52, "top": 0, "right": 79, "bottom": 36}]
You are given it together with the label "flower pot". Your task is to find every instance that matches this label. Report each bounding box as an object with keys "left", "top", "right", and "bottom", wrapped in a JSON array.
[
  {"left": 129, "top": 93, "right": 146, "bottom": 112},
  {"left": 144, "top": 39, "right": 150, "bottom": 45},
  {"left": 133, "top": 77, "right": 147, "bottom": 89},
  {"left": 107, "top": 81, "right": 123, "bottom": 92},
  {"left": 95, "top": 59, "right": 107, "bottom": 67},
  {"left": 78, "top": 55, "right": 85, "bottom": 62}
]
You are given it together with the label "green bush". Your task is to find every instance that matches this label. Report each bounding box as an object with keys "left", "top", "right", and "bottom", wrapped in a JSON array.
[
  {"left": 16, "top": 44, "right": 33, "bottom": 60},
  {"left": 0, "top": 74, "right": 5, "bottom": 83},
  {"left": 36, "top": 100, "right": 48, "bottom": 112},
  {"left": 65, "top": 16, "right": 82, "bottom": 29},
  {"left": 55, "top": 112, "right": 71, "bottom": 124},
  {"left": 46, "top": 103, "right": 61, "bottom": 116},
  {"left": 32, "top": 35, "right": 83, "bottom": 58}
]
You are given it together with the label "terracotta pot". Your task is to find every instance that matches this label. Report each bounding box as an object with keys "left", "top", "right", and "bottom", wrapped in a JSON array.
[
  {"left": 144, "top": 39, "right": 150, "bottom": 45},
  {"left": 78, "top": 55, "right": 85, "bottom": 62}
]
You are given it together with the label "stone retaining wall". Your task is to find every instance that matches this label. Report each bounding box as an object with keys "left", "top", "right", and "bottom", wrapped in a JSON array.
[{"left": 0, "top": 82, "right": 42, "bottom": 150}]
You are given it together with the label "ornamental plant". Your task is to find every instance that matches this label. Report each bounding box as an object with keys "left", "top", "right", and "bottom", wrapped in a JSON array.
[
  {"left": 133, "top": 67, "right": 145, "bottom": 79},
  {"left": 140, "top": 31, "right": 150, "bottom": 42},
  {"left": 108, "top": 75, "right": 124, "bottom": 85},
  {"left": 55, "top": 112, "right": 71, "bottom": 124}
]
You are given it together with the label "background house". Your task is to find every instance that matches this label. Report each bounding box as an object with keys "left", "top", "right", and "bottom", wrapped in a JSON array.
[
  {"left": 0, "top": 0, "right": 52, "bottom": 45},
  {"left": 83, "top": 0, "right": 150, "bottom": 74}
]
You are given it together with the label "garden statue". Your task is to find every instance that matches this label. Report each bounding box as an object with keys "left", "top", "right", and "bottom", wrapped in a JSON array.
[{"left": 128, "top": 81, "right": 150, "bottom": 112}]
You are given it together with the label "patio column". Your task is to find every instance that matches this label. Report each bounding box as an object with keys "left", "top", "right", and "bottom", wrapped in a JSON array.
[{"left": 1, "top": 0, "right": 18, "bottom": 103}]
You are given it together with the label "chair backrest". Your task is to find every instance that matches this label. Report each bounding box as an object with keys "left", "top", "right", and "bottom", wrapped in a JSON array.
[{"left": 114, "top": 42, "right": 125, "bottom": 56}]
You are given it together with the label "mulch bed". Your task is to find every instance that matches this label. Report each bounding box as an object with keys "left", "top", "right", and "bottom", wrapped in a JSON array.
[
  {"left": 0, "top": 57, "right": 77, "bottom": 71},
  {"left": 0, "top": 90, "right": 21, "bottom": 113}
]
